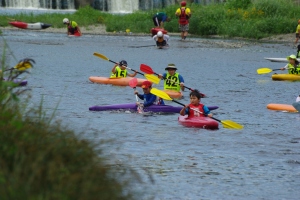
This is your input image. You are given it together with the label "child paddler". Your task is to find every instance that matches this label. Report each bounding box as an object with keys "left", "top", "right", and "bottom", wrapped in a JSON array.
[{"left": 110, "top": 60, "right": 137, "bottom": 78}]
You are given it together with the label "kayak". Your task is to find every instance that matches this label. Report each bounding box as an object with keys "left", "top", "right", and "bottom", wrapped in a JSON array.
[
  {"left": 89, "top": 76, "right": 147, "bottom": 87},
  {"left": 266, "top": 103, "right": 298, "bottom": 112},
  {"left": 9, "top": 21, "right": 51, "bottom": 30},
  {"left": 178, "top": 115, "right": 219, "bottom": 129},
  {"left": 151, "top": 27, "right": 167, "bottom": 36},
  {"left": 89, "top": 103, "right": 219, "bottom": 113},
  {"left": 163, "top": 90, "right": 183, "bottom": 99},
  {"left": 264, "top": 57, "right": 300, "bottom": 63},
  {"left": 3, "top": 78, "right": 27, "bottom": 86},
  {"left": 272, "top": 74, "right": 300, "bottom": 81}
]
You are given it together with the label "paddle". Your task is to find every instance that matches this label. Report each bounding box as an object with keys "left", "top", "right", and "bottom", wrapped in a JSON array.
[
  {"left": 129, "top": 78, "right": 144, "bottom": 113},
  {"left": 93, "top": 52, "right": 160, "bottom": 84},
  {"left": 140, "top": 63, "right": 207, "bottom": 98},
  {"left": 4, "top": 58, "right": 35, "bottom": 72},
  {"left": 257, "top": 68, "right": 282, "bottom": 74},
  {"left": 150, "top": 88, "right": 244, "bottom": 129}
]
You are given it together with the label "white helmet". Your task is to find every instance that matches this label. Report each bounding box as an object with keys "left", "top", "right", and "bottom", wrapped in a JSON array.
[
  {"left": 157, "top": 31, "right": 163, "bottom": 37},
  {"left": 63, "top": 18, "right": 69, "bottom": 24}
]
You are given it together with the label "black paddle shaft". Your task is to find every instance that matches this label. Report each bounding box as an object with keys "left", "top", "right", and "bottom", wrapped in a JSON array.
[{"left": 109, "top": 59, "right": 144, "bottom": 76}]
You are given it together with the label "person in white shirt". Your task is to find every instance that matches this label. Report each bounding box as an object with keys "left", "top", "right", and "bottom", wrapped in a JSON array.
[
  {"left": 153, "top": 31, "right": 170, "bottom": 48},
  {"left": 296, "top": 95, "right": 300, "bottom": 102}
]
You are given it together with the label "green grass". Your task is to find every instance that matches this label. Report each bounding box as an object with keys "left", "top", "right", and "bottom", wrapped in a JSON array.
[{"left": 1, "top": 0, "right": 300, "bottom": 39}]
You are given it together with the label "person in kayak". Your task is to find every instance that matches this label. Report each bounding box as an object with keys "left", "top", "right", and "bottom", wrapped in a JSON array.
[
  {"left": 158, "top": 64, "right": 185, "bottom": 92},
  {"left": 280, "top": 54, "right": 300, "bottom": 74},
  {"left": 180, "top": 89, "right": 212, "bottom": 117},
  {"left": 153, "top": 31, "right": 170, "bottom": 48},
  {"left": 63, "top": 18, "right": 82, "bottom": 36},
  {"left": 152, "top": 12, "right": 171, "bottom": 29},
  {"left": 110, "top": 60, "right": 137, "bottom": 78},
  {"left": 134, "top": 80, "right": 165, "bottom": 107}
]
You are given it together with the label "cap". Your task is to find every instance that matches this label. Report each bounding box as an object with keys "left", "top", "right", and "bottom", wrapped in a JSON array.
[
  {"left": 157, "top": 31, "right": 163, "bottom": 37},
  {"left": 181, "top": 1, "right": 186, "bottom": 6},
  {"left": 141, "top": 80, "right": 152, "bottom": 89},
  {"left": 165, "top": 63, "right": 177, "bottom": 70},
  {"left": 119, "top": 60, "right": 127, "bottom": 66},
  {"left": 63, "top": 18, "right": 69, "bottom": 24},
  {"left": 287, "top": 54, "right": 297, "bottom": 60}
]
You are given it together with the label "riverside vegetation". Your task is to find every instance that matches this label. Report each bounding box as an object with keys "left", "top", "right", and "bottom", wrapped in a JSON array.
[
  {"left": 0, "top": 47, "right": 143, "bottom": 199},
  {"left": 1, "top": 0, "right": 300, "bottom": 39}
]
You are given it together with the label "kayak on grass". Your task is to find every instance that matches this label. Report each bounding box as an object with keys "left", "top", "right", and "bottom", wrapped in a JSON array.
[
  {"left": 9, "top": 21, "right": 51, "bottom": 30},
  {"left": 89, "top": 103, "right": 219, "bottom": 114},
  {"left": 89, "top": 76, "right": 147, "bottom": 87},
  {"left": 272, "top": 74, "right": 300, "bottom": 81},
  {"left": 267, "top": 103, "right": 298, "bottom": 112},
  {"left": 178, "top": 115, "right": 219, "bottom": 129}
]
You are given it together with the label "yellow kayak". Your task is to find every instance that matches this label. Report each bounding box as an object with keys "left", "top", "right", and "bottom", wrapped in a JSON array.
[{"left": 272, "top": 74, "right": 300, "bottom": 81}]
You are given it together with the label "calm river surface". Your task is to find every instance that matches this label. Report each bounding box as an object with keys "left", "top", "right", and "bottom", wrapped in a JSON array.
[{"left": 1, "top": 29, "right": 299, "bottom": 199}]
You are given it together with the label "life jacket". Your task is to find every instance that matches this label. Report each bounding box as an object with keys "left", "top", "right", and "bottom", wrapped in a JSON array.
[
  {"left": 110, "top": 66, "right": 127, "bottom": 78},
  {"left": 287, "top": 63, "right": 300, "bottom": 74},
  {"left": 188, "top": 104, "right": 205, "bottom": 117},
  {"left": 179, "top": 7, "right": 189, "bottom": 25},
  {"left": 164, "top": 72, "right": 181, "bottom": 91}
]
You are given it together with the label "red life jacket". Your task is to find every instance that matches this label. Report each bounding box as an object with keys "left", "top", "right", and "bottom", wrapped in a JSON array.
[
  {"left": 179, "top": 8, "right": 189, "bottom": 25},
  {"left": 188, "top": 104, "right": 205, "bottom": 117}
]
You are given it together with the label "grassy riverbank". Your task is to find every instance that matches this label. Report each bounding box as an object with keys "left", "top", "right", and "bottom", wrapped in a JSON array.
[
  {"left": 1, "top": 0, "right": 300, "bottom": 39},
  {"left": 0, "top": 55, "right": 141, "bottom": 199}
]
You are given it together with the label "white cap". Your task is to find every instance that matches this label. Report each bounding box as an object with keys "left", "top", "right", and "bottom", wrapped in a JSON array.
[
  {"left": 63, "top": 18, "right": 69, "bottom": 24},
  {"left": 157, "top": 31, "right": 163, "bottom": 37}
]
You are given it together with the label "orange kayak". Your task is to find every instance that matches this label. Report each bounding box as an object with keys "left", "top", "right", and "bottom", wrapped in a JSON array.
[
  {"left": 89, "top": 76, "right": 147, "bottom": 87},
  {"left": 163, "top": 90, "right": 183, "bottom": 99},
  {"left": 266, "top": 103, "right": 298, "bottom": 112}
]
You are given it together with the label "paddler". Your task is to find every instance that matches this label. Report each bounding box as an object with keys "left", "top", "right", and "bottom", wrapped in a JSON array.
[
  {"left": 158, "top": 64, "right": 185, "bottom": 92},
  {"left": 153, "top": 31, "right": 170, "bottom": 48},
  {"left": 280, "top": 54, "right": 300, "bottom": 74},
  {"left": 134, "top": 80, "right": 164, "bottom": 107},
  {"left": 152, "top": 12, "right": 171, "bottom": 29},
  {"left": 180, "top": 90, "right": 212, "bottom": 117},
  {"left": 63, "top": 18, "right": 82, "bottom": 36},
  {"left": 110, "top": 60, "right": 137, "bottom": 78}
]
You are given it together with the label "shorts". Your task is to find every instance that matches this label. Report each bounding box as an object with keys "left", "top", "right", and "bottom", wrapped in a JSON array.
[
  {"left": 179, "top": 24, "right": 189, "bottom": 32},
  {"left": 152, "top": 16, "right": 160, "bottom": 27},
  {"left": 296, "top": 33, "right": 299, "bottom": 38}
]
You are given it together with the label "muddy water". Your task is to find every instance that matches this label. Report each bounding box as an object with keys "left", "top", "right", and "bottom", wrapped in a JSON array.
[{"left": 1, "top": 30, "right": 300, "bottom": 199}]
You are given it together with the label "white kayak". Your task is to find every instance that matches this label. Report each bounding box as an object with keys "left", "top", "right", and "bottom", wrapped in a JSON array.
[{"left": 264, "top": 57, "right": 300, "bottom": 63}]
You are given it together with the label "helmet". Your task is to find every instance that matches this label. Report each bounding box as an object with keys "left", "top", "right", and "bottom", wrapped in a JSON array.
[
  {"left": 181, "top": 1, "right": 186, "bottom": 6},
  {"left": 157, "top": 31, "right": 163, "bottom": 37},
  {"left": 63, "top": 18, "right": 69, "bottom": 24},
  {"left": 119, "top": 60, "right": 127, "bottom": 66}
]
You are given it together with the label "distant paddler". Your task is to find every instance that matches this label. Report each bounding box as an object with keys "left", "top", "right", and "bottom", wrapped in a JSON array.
[{"left": 63, "top": 18, "right": 82, "bottom": 36}]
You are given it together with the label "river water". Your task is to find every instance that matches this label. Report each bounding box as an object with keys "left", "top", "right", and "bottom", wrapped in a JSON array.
[{"left": 1, "top": 29, "right": 299, "bottom": 199}]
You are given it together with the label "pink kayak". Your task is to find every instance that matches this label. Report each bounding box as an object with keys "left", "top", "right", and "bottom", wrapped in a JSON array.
[
  {"left": 9, "top": 21, "right": 51, "bottom": 30},
  {"left": 178, "top": 115, "right": 219, "bottom": 129}
]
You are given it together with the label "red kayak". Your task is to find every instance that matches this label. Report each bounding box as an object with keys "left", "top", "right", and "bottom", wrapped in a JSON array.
[
  {"left": 9, "top": 21, "right": 51, "bottom": 30},
  {"left": 178, "top": 115, "right": 219, "bottom": 129},
  {"left": 151, "top": 27, "right": 167, "bottom": 36}
]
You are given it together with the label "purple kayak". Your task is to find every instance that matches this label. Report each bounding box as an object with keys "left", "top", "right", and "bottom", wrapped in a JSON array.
[
  {"left": 89, "top": 103, "right": 218, "bottom": 114},
  {"left": 3, "top": 78, "right": 27, "bottom": 86}
]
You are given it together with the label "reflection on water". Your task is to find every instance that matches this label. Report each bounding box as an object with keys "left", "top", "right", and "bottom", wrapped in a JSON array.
[{"left": 1, "top": 30, "right": 300, "bottom": 199}]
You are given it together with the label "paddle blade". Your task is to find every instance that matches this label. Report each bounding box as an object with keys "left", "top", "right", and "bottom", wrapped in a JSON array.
[
  {"left": 221, "top": 120, "right": 244, "bottom": 129},
  {"left": 257, "top": 68, "right": 273, "bottom": 74},
  {"left": 145, "top": 74, "right": 160, "bottom": 84},
  {"left": 140, "top": 64, "right": 154, "bottom": 74},
  {"left": 129, "top": 78, "right": 138, "bottom": 88},
  {"left": 14, "top": 58, "right": 35, "bottom": 71},
  {"left": 93, "top": 52, "right": 109, "bottom": 61},
  {"left": 150, "top": 88, "right": 173, "bottom": 101}
]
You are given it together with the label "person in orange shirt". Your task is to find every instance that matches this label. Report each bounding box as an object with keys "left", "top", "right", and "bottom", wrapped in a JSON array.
[{"left": 175, "top": 1, "right": 191, "bottom": 40}]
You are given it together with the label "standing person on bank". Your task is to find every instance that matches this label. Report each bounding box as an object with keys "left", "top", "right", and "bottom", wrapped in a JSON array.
[
  {"left": 153, "top": 31, "right": 170, "bottom": 48},
  {"left": 152, "top": 12, "right": 171, "bottom": 29},
  {"left": 295, "top": 20, "right": 300, "bottom": 47},
  {"left": 175, "top": 1, "right": 191, "bottom": 41},
  {"left": 63, "top": 18, "right": 82, "bottom": 36}
]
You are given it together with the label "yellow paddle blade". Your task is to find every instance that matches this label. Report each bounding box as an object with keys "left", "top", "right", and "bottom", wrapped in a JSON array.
[
  {"left": 14, "top": 61, "right": 32, "bottom": 71},
  {"left": 145, "top": 74, "right": 160, "bottom": 84},
  {"left": 150, "top": 88, "right": 173, "bottom": 101},
  {"left": 93, "top": 52, "right": 109, "bottom": 61},
  {"left": 221, "top": 120, "right": 244, "bottom": 129},
  {"left": 257, "top": 68, "right": 272, "bottom": 74}
]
